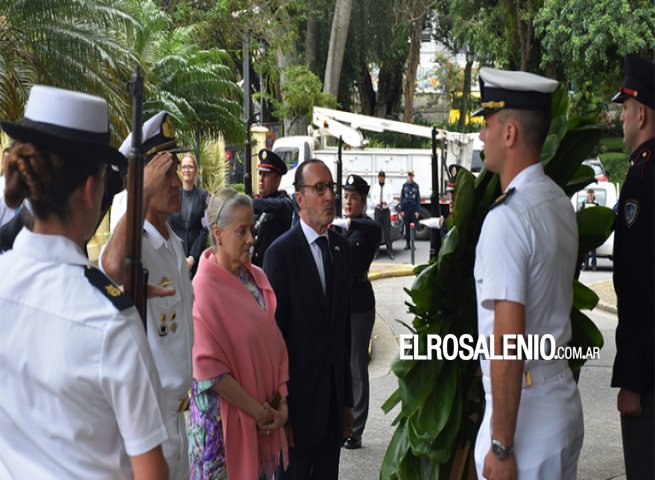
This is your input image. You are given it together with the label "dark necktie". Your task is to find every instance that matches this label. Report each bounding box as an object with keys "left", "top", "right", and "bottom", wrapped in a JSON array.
[{"left": 315, "top": 236, "right": 333, "bottom": 299}]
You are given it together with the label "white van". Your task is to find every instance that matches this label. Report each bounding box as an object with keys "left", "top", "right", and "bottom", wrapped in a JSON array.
[{"left": 571, "top": 181, "right": 619, "bottom": 260}]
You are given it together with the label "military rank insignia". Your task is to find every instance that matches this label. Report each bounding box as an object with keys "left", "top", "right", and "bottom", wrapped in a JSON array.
[
  {"left": 489, "top": 187, "right": 516, "bottom": 210},
  {"left": 84, "top": 266, "right": 134, "bottom": 310}
]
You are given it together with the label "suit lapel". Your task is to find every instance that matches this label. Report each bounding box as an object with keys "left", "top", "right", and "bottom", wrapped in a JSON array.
[{"left": 293, "top": 225, "right": 328, "bottom": 313}]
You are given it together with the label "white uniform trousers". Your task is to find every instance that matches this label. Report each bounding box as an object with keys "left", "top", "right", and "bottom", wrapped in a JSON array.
[
  {"left": 163, "top": 396, "right": 189, "bottom": 480},
  {"left": 475, "top": 368, "right": 584, "bottom": 479}
]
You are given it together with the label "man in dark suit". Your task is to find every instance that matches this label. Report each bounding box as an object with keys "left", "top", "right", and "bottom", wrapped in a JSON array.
[
  {"left": 252, "top": 149, "right": 293, "bottom": 267},
  {"left": 264, "top": 159, "right": 353, "bottom": 480}
]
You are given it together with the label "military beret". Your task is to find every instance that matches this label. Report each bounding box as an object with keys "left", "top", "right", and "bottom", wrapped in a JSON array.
[
  {"left": 258, "top": 149, "right": 287, "bottom": 175},
  {"left": 612, "top": 54, "right": 654, "bottom": 109},
  {"left": 472, "top": 67, "right": 559, "bottom": 117},
  {"left": 343, "top": 174, "right": 370, "bottom": 196}
]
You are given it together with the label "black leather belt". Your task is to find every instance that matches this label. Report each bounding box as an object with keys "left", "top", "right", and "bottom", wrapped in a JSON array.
[{"left": 351, "top": 272, "right": 369, "bottom": 285}]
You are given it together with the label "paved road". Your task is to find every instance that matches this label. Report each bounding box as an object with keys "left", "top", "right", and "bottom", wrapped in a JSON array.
[{"left": 339, "top": 266, "right": 625, "bottom": 480}]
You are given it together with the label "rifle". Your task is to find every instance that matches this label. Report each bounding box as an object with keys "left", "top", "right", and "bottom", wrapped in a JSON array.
[{"left": 124, "top": 67, "right": 148, "bottom": 329}]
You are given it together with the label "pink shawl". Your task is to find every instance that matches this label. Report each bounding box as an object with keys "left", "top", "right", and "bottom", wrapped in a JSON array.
[{"left": 192, "top": 248, "right": 289, "bottom": 479}]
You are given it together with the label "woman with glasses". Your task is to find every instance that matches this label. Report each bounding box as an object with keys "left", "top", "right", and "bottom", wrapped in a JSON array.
[
  {"left": 189, "top": 187, "right": 289, "bottom": 479},
  {"left": 169, "top": 153, "right": 208, "bottom": 277}
]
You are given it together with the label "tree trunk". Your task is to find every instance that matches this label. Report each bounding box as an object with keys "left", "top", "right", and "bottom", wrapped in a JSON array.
[
  {"left": 304, "top": 0, "right": 319, "bottom": 74},
  {"left": 357, "top": 59, "right": 376, "bottom": 115},
  {"left": 403, "top": 12, "right": 425, "bottom": 123},
  {"left": 374, "top": 60, "right": 404, "bottom": 118},
  {"left": 275, "top": 46, "right": 298, "bottom": 135},
  {"left": 458, "top": 57, "right": 473, "bottom": 130},
  {"left": 514, "top": 0, "right": 532, "bottom": 71},
  {"left": 323, "top": 0, "right": 354, "bottom": 96}
]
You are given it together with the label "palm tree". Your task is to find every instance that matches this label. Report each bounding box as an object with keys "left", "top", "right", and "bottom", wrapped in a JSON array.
[
  {"left": 0, "top": 0, "right": 137, "bottom": 142},
  {"left": 130, "top": 1, "right": 244, "bottom": 145}
]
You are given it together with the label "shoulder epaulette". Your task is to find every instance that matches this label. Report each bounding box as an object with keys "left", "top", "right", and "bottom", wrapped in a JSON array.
[
  {"left": 489, "top": 187, "right": 516, "bottom": 210},
  {"left": 84, "top": 265, "right": 134, "bottom": 310}
]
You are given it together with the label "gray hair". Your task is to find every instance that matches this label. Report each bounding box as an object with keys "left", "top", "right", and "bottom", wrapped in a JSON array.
[{"left": 207, "top": 187, "right": 253, "bottom": 232}]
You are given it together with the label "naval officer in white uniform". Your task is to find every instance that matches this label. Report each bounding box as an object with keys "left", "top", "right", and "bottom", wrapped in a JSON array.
[
  {"left": 0, "top": 86, "right": 168, "bottom": 478},
  {"left": 101, "top": 112, "right": 194, "bottom": 479},
  {"left": 472, "top": 68, "right": 583, "bottom": 479}
]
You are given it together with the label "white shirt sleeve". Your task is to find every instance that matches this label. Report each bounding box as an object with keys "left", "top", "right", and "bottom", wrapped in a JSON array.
[
  {"left": 477, "top": 209, "right": 530, "bottom": 310},
  {"left": 99, "top": 309, "right": 168, "bottom": 456}
]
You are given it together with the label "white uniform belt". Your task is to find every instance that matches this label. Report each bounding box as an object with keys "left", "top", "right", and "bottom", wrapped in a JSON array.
[{"left": 483, "top": 359, "right": 569, "bottom": 391}]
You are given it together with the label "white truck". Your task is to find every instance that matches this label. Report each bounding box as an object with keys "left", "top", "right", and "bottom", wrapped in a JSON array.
[{"left": 272, "top": 107, "right": 480, "bottom": 239}]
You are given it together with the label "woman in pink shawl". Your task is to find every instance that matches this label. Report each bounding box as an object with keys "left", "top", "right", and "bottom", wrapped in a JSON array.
[{"left": 189, "top": 187, "right": 289, "bottom": 479}]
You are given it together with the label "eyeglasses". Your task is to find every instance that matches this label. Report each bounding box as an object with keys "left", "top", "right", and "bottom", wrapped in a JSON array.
[
  {"left": 300, "top": 182, "right": 337, "bottom": 196},
  {"left": 181, "top": 165, "right": 195, "bottom": 170}
]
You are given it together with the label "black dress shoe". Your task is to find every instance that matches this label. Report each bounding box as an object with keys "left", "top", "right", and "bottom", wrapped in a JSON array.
[
  {"left": 403, "top": 244, "right": 410, "bottom": 250},
  {"left": 388, "top": 252, "right": 395, "bottom": 260},
  {"left": 343, "top": 434, "right": 362, "bottom": 449}
]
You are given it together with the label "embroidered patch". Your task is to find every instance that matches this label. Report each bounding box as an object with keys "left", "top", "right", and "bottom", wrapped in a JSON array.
[{"left": 624, "top": 200, "right": 639, "bottom": 227}]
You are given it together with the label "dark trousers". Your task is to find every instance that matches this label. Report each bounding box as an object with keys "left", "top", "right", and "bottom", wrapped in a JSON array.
[
  {"left": 350, "top": 308, "right": 375, "bottom": 436},
  {"left": 621, "top": 389, "right": 654, "bottom": 479},
  {"left": 374, "top": 207, "right": 392, "bottom": 252},
  {"left": 403, "top": 209, "right": 417, "bottom": 246},
  {"left": 277, "top": 385, "right": 341, "bottom": 480},
  {"left": 583, "top": 249, "right": 597, "bottom": 268}
]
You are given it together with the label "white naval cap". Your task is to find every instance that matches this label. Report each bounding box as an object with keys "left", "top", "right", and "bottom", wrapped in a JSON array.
[
  {"left": 119, "top": 111, "right": 192, "bottom": 158},
  {"left": 472, "top": 67, "right": 559, "bottom": 116}
]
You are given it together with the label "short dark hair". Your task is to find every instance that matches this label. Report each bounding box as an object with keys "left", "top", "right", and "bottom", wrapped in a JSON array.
[
  {"left": 499, "top": 109, "right": 551, "bottom": 152},
  {"left": 294, "top": 159, "right": 326, "bottom": 192}
]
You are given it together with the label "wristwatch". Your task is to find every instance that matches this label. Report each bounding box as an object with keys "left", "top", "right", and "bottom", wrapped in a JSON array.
[{"left": 491, "top": 439, "right": 514, "bottom": 460}]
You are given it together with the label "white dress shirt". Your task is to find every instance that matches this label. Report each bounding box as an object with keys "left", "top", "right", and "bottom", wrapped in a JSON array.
[
  {"left": 300, "top": 219, "right": 330, "bottom": 294},
  {"left": 369, "top": 181, "right": 394, "bottom": 209}
]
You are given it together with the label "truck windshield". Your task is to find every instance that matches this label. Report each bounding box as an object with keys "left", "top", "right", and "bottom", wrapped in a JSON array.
[{"left": 274, "top": 148, "right": 300, "bottom": 169}]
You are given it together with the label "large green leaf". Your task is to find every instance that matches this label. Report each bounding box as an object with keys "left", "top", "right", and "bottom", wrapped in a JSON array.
[
  {"left": 569, "top": 307, "right": 604, "bottom": 371},
  {"left": 453, "top": 169, "right": 476, "bottom": 231},
  {"left": 572, "top": 280, "right": 600, "bottom": 311},
  {"left": 409, "top": 261, "right": 439, "bottom": 313},
  {"left": 398, "top": 347, "right": 444, "bottom": 418},
  {"left": 407, "top": 361, "right": 458, "bottom": 456},
  {"left": 577, "top": 206, "right": 615, "bottom": 256},
  {"left": 429, "top": 383, "right": 462, "bottom": 463},
  {"left": 543, "top": 125, "right": 602, "bottom": 188},
  {"left": 563, "top": 164, "right": 596, "bottom": 198},
  {"left": 381, "top": 388, "right": 402, "bottom": 414},
  {"left": 380, "top": 422, "right": 409, "bottom": 479}
]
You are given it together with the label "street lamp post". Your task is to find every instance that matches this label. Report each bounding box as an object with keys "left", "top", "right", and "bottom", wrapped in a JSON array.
[{"left": 243, "top": 33, "right": 252, "bottom": 196}]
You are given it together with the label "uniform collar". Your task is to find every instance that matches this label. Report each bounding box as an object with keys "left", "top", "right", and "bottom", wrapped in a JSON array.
[
  {"left": 630, "top": 137, "right": 654, "bottom": 163},
  {"left": 506, "top": 162, "right": 544, "bottom": 192},
  {"left": 12, "top": 229, "right": 88, "bottom": 266},
  {"left": 143, "top": 219, "right": 174, "bottom": 249}
]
